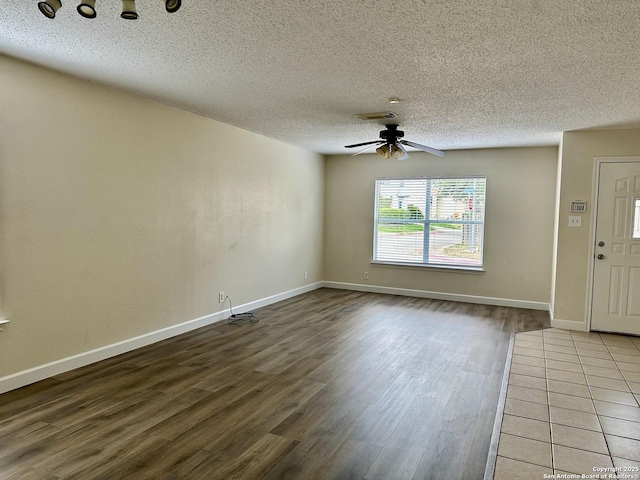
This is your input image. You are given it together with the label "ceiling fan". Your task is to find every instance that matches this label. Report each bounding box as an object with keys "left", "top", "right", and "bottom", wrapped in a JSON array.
[{"left": 344, "top": 124, "right": 445, "bottom": 160}]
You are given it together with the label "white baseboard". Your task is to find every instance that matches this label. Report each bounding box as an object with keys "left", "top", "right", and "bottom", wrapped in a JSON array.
[
  {"left": 233, "top": 282, "right": 323, "bottom": 314},
  {"left": 550, "top": 318, "right": 588, "bottom": 332},
  {"left": 0, "top": 282, "right": 323, "bottom": 395},
  {"left": 322, "top": 281, "right": 550, "bottom": 311}
]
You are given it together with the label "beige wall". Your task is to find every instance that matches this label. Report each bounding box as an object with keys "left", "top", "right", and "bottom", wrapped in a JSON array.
[
  {"left": 0, "top": 55, "right": 324, "bottom": 378},
  {"left": 4, "top": 52, "right": 635, "bottom": 382},
  {"left": 552, "top": 128, "right": 640, "bottom": 327},
  {"left": 324, "top": 147, "right": 558, "bottom": 304}
]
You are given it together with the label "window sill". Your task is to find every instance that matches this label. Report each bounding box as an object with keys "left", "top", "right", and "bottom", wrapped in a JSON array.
[{"left": 371, "top": 261, "right": 485, "bottom": 274}]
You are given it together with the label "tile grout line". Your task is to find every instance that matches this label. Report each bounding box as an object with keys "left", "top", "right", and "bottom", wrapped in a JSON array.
[
  {"left": 544, "top": 329, "right": 573, "bottom": 474},
  {"left": 483, "top": 332, "right": 516, "bottom": 480},
  {"left": 575, "top": 331, "right": 614, "bottom": 472},
  {"left": 609, "top": 338, "right": 640, "bottom": 405},
  {"left": 596, "top": 333, "right": 618, "bottom": 467},
  {"left": 544, "top": 333, "right": 556, "bottom": 473},
  {"left": 496, "top": 329, "right": 640, "bottom": 479},
  {"left": 496, "top": 331, "right": 553, "bottom": 473},
  {"left": 599, "top": 333, "right": 640, "bottom": 467}
]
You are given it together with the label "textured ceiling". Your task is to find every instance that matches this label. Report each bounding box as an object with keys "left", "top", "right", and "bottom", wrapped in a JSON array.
[{"left": 1, "top": 1, "right": 640, "bottom": 154}]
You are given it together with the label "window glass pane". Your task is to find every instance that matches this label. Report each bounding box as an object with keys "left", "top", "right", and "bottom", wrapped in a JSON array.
[
  {"left": 376, "top": 223, "right": 424, "bottom": 263},
  {"left": 429, "top": 178, "right": 486, "bottom": 222},
  {"left": 634, "top": 198, "right": 640, "bottom": 239},
  {"left": 429, "top": 224, "right": 484, "bottom": 266},
  {"left": 374, "top": 177, "right": 486, "bottom": 268},
  {"left": 377, "top": 180, "right": 427, "bottom": 220}
]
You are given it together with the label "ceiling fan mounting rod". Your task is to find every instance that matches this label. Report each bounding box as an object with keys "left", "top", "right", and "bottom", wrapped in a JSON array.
[{"left": 380, "top": 124, "right": 404, "bottom": 143}]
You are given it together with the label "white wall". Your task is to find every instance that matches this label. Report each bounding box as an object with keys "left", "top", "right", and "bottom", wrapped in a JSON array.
[
  {"left": 324, "top": 147, "right": 558, "bottom": 306},
  {"left": 0, "top": 55, "right": 324, "bottom": 381}
]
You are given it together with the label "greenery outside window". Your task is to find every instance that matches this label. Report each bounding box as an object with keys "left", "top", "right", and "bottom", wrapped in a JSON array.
[{"left": 373, "top": 177, "right": 486, "bottom": 269}]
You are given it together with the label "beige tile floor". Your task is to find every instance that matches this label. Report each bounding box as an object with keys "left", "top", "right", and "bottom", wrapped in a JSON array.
[{"left": 493, "top": 328, "right": 640, "bottom": 480}]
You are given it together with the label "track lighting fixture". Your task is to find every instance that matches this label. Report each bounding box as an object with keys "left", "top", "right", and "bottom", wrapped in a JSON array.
[{"left": 38, "top": 0, "right": 182, "bottom": 19}]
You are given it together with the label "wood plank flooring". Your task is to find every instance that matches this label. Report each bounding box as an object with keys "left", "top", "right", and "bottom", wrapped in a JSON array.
[{"left": 0, "top": 288, "right": 550, "bottom": 480}]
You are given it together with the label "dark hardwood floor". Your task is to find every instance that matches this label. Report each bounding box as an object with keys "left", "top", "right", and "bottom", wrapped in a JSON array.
[{"left": 0, "top": 288, "right": 550, "bottom": 480}]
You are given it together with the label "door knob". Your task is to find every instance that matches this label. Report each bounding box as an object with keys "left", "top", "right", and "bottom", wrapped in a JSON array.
[{"left": 597, "top": 254, "right": 604, "bottom": 260}]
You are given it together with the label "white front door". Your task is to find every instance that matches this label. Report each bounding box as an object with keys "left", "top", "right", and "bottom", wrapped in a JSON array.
[{"left": 591, "top": 160, "right": 640, "bottom": 335}]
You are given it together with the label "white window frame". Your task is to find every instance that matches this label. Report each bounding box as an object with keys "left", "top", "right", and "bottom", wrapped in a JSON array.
[{"left": 373, "top": 176, "right": 486, "bottom": 271}]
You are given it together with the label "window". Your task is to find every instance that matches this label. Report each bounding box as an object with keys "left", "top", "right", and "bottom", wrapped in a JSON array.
[
  {"left": 634, "top": 198, "right": 640, "bottom": 239},
  {"left": 374, "top": 177, "right": 486, "bottom": 269}
]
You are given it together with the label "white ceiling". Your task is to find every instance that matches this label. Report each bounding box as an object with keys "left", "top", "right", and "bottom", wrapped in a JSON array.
[{"left": 2, "top": 1, "right": 640, "bottom": 154}]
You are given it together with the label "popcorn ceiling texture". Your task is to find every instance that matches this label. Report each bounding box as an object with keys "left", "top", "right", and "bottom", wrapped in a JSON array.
[{"left": 1, "top": 1, "right": 639, "bottom": 154}]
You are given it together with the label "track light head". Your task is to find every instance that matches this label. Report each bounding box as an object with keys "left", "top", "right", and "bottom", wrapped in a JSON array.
[
  {"left": 165, "top": 0, "right": 181, "bottom": 13},
  {"left": 38, "top": 0, "right": 62, "bottom": 18},
  {"left": 376, "top": 145, "right": 391, "bottom": 159},
  {"left": 121, "top": 0, "right": 138, "bottom": 19},
  {"left": 77, "top": 0, "right": 96, "bottom": 18}
]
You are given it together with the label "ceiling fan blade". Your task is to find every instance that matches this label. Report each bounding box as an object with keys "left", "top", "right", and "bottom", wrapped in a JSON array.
[
  {"left": 350, "top": 142, "right": 382, "bottom": 156},
  {"left": 395, "top": 142, "right": 410, "bottom": 160},
  {"left": 345, "top": 140, "right": 382, "bottom": 148},
  {"left": 401, "top": 140, "right": 446, "bottom": 157}
]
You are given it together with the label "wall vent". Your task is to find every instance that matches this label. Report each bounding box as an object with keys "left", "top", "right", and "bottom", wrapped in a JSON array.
[{"left": 355, "top": 112, "right": 397, "bottom": 120}]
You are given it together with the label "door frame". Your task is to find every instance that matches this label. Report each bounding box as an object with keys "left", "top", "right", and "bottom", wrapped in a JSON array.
[{"left": 587, "top": 156, "right": 640, "bottom": 332}]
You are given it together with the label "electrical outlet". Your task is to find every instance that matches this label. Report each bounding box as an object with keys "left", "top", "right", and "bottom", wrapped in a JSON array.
[
  {"left": 218, "top": 292, "right": 225, "bottom": 303},
  {"left": 304, "top": 271, "right": 308, "bottom": 280},
  {"left": 364, "top": 271, "right": 369, "bottom": 280}
]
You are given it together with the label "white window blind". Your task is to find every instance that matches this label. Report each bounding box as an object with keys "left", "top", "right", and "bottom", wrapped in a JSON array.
[
  {"left": 374, "top": 177, "right": 486, "bottom": 268},
  {"left": 634, "top": 198, "right": 640, "bottom": 239}
]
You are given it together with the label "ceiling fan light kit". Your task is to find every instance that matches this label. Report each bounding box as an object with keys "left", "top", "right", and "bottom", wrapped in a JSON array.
[
  {"left": 345, "top": 124, "right": 445, "bottom": 160},
  {"left": 375, "top": 144, "right": 405, "bottom": 160},
  {"left": 37, "top": 0, "right": 181, "bottom": 19},
  {"left": 390, "top": 144, "right": 406, "bottom": 159},
  {"left": 376, "top": 145, "right": 391, "bottom": 159}
]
